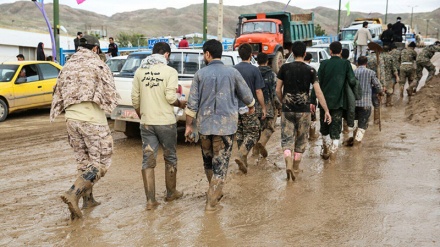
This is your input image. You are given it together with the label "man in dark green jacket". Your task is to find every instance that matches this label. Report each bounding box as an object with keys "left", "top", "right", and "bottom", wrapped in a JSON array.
[{"left": 311, "top": 41, "right": 357, "bottom": 160}]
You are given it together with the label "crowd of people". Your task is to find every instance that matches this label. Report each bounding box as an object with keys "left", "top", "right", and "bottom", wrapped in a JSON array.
[{"left": 51, "top": 32, "right": 439, "bottom": 218}]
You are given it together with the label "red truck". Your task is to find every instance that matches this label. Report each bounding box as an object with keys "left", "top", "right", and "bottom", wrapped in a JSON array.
[{"left": 234, "top": 12, "right": 315, "bottom": 72}]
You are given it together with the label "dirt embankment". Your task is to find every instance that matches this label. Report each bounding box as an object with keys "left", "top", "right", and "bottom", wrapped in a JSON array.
[{"left": 405, "top": 54, "right": 440, "bottom": 125}]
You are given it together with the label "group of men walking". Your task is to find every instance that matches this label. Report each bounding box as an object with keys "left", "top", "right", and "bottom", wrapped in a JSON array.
[{"left": 51, "top": 34, "right": 439, "bottom": 218}]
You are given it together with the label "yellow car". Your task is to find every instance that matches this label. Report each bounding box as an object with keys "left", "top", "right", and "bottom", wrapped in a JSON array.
[{"left": 0, "top": 61, "right": 62, "bottom": 121}]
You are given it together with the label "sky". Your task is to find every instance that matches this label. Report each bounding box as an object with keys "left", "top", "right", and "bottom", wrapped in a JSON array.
[{"left": 1, "top": 0, "right": 438, "bottom": 16}]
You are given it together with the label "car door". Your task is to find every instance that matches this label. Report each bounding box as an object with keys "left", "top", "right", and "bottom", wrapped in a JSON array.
[
  {"left": 36, "top": 63, "right": 61, "bottom": 103},
  {"left": 13, "top": 64, "right": 44, "bottom": 107}
]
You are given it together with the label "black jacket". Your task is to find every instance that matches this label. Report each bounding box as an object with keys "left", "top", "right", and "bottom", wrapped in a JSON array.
[
  {"left": 381, "top": 29, "right": 394, "bottom": 45},
  {"left": 392, "top": 22, "right": 406, "bottom": 37}
]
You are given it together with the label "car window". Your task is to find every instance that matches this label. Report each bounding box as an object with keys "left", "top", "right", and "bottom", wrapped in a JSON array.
[
  {"left": 310, "top": 52, "right": 318, "bottom": 63},
  {"left": 182, "top": 53, "right": 200, "bottom": 74},
  {"left": 0, "top": 65, "right": 19, "bottom": 82},
  {"left": 221, "top": 55, "right": 234, "bottom": 66},
  {"left": 38, "top": 63, "right": 60, "bottom": 80},
  {"left": 106, "top": 59, "right": 126, "bottom": 73},
  {"left": 169, "top": 52, "right": 183, "bottom": 74}
]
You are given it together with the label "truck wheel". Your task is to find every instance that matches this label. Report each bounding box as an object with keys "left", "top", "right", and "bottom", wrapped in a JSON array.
[
  {"left": 271, "top": 51, "right": 284, "bottom": 73},
  {"left": 124, "top": 122, "right": 140, "bottom": 138},
  {"left": 0, "top": 99, "right": 8, "bottom": 122}
]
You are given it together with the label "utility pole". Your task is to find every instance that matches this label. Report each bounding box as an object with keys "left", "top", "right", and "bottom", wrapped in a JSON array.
[
  {"left": 337, "top": 0, "right": 341, "bottom": 34},
  {"left": 384, "top": 0, "right": 388, "bottom": 24},
  {"left": 424, "top": 19, "right": 432, "bottom": 37},
  {"left": 203, "top": 0, "right": 207, "bottom": 41},
  {"left": 54, "top": 0, "right": 60, "bottom": 62},
  {"left": 217, "top": 0, "right": 223, "bottom": 43},
  {"left": 409, "top": 5, "right": 417, "bottom": 30}
]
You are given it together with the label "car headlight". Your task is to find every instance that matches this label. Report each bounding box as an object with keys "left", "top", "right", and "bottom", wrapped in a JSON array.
[{"left": 263, "top": 46, "right": 268, "bottom": 51}]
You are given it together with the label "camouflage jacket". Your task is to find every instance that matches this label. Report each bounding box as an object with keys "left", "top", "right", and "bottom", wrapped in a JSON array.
[
  {"left": 382, "top": 52, "right": 397, "bottom": 82},
  {"left": 367, "top": 53, "right": 385, "bottom": 84},
  {"left": 416, "top": 45, "right": 440, "bottom": 63},
  {"left": 389, "top": 49, "right": 401, "bottom": 71},
  {"left": 50, "top": 47, "right": 121, "bottom": 121},
  {"left": 400, "top": 48, "right": 417, "bottom": 64}
]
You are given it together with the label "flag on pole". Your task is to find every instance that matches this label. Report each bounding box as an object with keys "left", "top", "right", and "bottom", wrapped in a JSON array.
[
  {"left": 77, "top": 0, "right": 86, "bottom": 4},
  {"left": 345, "top": 1, "right": 350, "bottom": 16}
]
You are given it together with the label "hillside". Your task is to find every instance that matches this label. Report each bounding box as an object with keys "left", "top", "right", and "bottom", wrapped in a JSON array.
[{"left": 1, "top": 1, "right": 439, "bottom": 40}]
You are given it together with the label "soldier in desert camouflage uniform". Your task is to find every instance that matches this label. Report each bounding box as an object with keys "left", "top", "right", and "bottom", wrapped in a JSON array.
[
  {"left": 50, "top": 35, "right": 120, "bottom": 220},
  {"left": 382, "top": 46, "right": 400, "bottom": 106},
  {"left": 412, "top": 42, "right": 440, "bottom": 93},
  {"left": 399, "top": 42, "right": 417, "bottom": 96},
  {"left": 389, "top": 43, "right": 402, "bottom": 95},
  {"left": 367, "top": 51, "right": 385, "bottom": 123}
]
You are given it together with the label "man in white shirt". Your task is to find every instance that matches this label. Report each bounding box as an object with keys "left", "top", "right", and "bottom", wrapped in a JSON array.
[{"left": 354, "top": 21, "right": 374, "bottom": 61}]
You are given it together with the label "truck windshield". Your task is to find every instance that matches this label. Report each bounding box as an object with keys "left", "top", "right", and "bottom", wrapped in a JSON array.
[
  {"left": 341, "top": 30, "right": 357, "bottom": 41},
  {"left": 242, "top": 21, "right": 276, "bottom": 34}
]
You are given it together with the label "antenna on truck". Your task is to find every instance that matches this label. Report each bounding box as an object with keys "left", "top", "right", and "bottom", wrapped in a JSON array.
[{"left": 283, "top": 0, "right": 292, "bottom": 11}]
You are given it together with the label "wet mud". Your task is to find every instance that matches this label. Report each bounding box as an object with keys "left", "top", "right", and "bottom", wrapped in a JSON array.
[{"left": 1, "top": 58, "right": 439, "bottom": 246}]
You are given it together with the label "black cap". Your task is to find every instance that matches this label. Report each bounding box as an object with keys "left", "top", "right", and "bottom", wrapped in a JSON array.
[
  {"left": 80, "top": 35, "right": 100, "bottom": 46},
  {"left": 408, "top": 42, "right": 416, "bottom": 47},
  {"left": 77, "top": 32, "right": 83, "bottom": 36},
  {"left": 16, "top": 54, "right": 24, "bottom": 59}
]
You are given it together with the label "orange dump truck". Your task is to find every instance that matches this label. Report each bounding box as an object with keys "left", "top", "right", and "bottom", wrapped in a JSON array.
[{"left": 234, "top": 11, "right": 315, "bottom": 72}]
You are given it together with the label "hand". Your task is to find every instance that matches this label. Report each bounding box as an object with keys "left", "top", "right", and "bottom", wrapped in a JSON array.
[
  {"left": 261, "top": 108, "right": 267, "bottom": 120},
  {"left": 184, "top": 125, "right": 194, "bottom": 143},
  {"left": 324, "top": 111, "right": 332, "bottom": 124},
  {"left": 179, "top": 100, "right": 187, "bottom": 109},
  {"left": 248, "top": 106, "right": 255, "bottom": 114},
  {"left": 310, "top": 104, "right": 316, "bottom": 114}
]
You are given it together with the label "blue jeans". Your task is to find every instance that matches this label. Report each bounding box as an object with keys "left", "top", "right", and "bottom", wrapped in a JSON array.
[{"left": 140, "top": 124, "right": 177, "bottom": 169}]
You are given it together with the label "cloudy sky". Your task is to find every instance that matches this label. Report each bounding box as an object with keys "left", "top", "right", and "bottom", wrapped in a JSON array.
[{"left": 1, "top": 0, "right": 438, "bottom": 16}]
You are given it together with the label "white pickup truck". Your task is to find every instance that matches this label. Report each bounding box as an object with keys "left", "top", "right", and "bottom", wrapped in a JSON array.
[{"left": 111, "top": 48, "right": 249, "bottom": 137}]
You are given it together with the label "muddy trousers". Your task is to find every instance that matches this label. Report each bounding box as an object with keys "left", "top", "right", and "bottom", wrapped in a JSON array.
[
  {"left": 236, "top": 113, "right": 260, "bottom": 173},
  {"left": 66, "top": 120, "right": 113, "bottom": 212},
  {"left": 200, "top": 135, "right": 233, "bottom": 211},
  {"left": 253, "top": 117, "right": 276, "bottom": 157},
  {"left": 415, "top": 60, "right": 436, "bottom": 89}
]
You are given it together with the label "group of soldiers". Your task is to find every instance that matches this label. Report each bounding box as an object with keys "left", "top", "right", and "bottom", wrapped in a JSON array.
[{"left": 365, "top": 40, "right": 440, "bottom": 123}]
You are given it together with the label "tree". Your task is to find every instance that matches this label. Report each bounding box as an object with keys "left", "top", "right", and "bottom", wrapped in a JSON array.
[
  {"left": 315, "top": 24, "right": 326, "bottom": 36},
  {"left": 116, "top": 32, "right": 148, "bottom": 48}
]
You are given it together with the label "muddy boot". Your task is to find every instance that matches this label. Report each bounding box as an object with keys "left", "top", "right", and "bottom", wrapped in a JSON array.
[
  {"left": 309, "top": 122, "right": 317, "bottom": 140},
  {"left": 353, "top": 128, "right": 366, "bottom": 147},
  {"left": 61, "top": 168, "right": 100, "bottom": 220},
  {"left": 205, "top": 177, "right": 224, "bottom": 211},
  {"left": 292, "top": 153, "right": 302, "bottom": 174},
  {"left": 343, "top": 128, "right": 357, "bottom": 147},
  {"left": 82, "top": 187, "right": 101, "bottom": 209},
  {"left": 385, "top": 94, "right": 393, "bottom": 106},
  {"left": 205, "top": 169, "right": 213, "bottom": 183},
  {"left": 329, "top": 140, "right": 339, "bottom": 161},
  {"left": 342, "top": 120, "right": 349, "bottom": 133},
  {"left": 252, "top": 146, "right": 259, "bottom": 157},
  {"left": 165, "top": 165, "right": 183, "bottom": 202},
  {"left": 141, "top": 168, "right": 160, "bottom": 210},
  {"left": 255, "top": 129, "right": 272, "bottom": 158},
  {"left": 285, "top": 154, "right": 294, "bottom": 181},
  {"left": 235, "top": 146, "right": 248, "bottom": 174},
  {"left": 373, "top": 108, "right": 380, "bottom": 124},
  {"left": 321, "top": 135, "right": 331, "bottom": 160},
  {"left": 399, "top": 85, "right": 404, "bottom": 98}
]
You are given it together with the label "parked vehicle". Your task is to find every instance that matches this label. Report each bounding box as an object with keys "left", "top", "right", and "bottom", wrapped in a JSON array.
[
  {"left": 234, "top": 11, "right": 315, "bottom": 72},
  {"left": 340, "top": 23, "right": 383, "bottom": 44},
  {"left": 285, "top": 47, "right": 330, "bottom": 71},
  {"left": 312, "top": 39, "right": 324, "bottom": 46},
  {"left": 0, "top": 61, "right": 62, "bottom": 121},
  {"left": 422, "top": 38, "right": 438, "bottom": 46},
  {"left": 106, "top": 55, "right": 127, "bottom": 76},
  {"left": 111, "top": 49, "right": 244, "bottom": 137}
]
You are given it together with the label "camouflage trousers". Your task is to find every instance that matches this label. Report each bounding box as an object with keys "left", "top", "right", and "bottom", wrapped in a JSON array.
[
  {"left": 66, "top": 119, "right": 113, "bottom": 179},
  {"left": 319, "top": 108, "right": 343, "bottom": 140},
  {"left": 416, "top": 60, "right": 436, "bottom": 86},
  {"left": 200, "top": 134, "right": 234, "bottom": 180},
  {"left": 236, "top": 112, "right": 260, "bottom": 152},
  {"left": 399, "top": 64, "right": 416, "bottom": 86},
  {"left": 383, "top": 80, "right": 395, "bottom": 94},
  {"left": 260, "top": 116, "right": 276, "bottom": 133},
  {"left": 281, "top": 112, "right": 310, "bottom": 153},
  {"left": 140, "top": 124, "right": 177, "bottom": 169}
]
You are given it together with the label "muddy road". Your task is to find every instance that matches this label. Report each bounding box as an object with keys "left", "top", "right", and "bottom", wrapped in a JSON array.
[{"left": 1, "top": 60, "right": 440, "bottom": 246}]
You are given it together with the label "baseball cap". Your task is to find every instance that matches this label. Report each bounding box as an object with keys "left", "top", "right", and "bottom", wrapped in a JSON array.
[
  {"left": 80, "top": 35, "right": 100, "bottom": 46},
  {"left": 408, "top": 42, "right": 416, "bottom": 47}
]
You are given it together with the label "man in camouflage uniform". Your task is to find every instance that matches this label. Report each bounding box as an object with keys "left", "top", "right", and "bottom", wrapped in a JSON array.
[
  {"left": 399, "top": 42, "right": 418, "bottom": 96},
  {"left": 412, "top": 42, "right": 440, "bottom": 93},
  {"left": 184, "top": 39, "right": 255, "bottom": 211},
  {"left": 233, "top": 43, "right": 266, "bottom": 174},
  {"left": 367, "top": 51, "right": 385, "bottom": 124},
  {"left": 252, "top": 52, "right": 281, "bottom": 158},
  {"left": 389, "top": 43, "right": 402, "bottom": 96},
  {"left": 382, "top": 46, "right": 400, "bottom": 106},
  {"left": 50, "top": 35, "right": 121, "bottom": 219}
]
